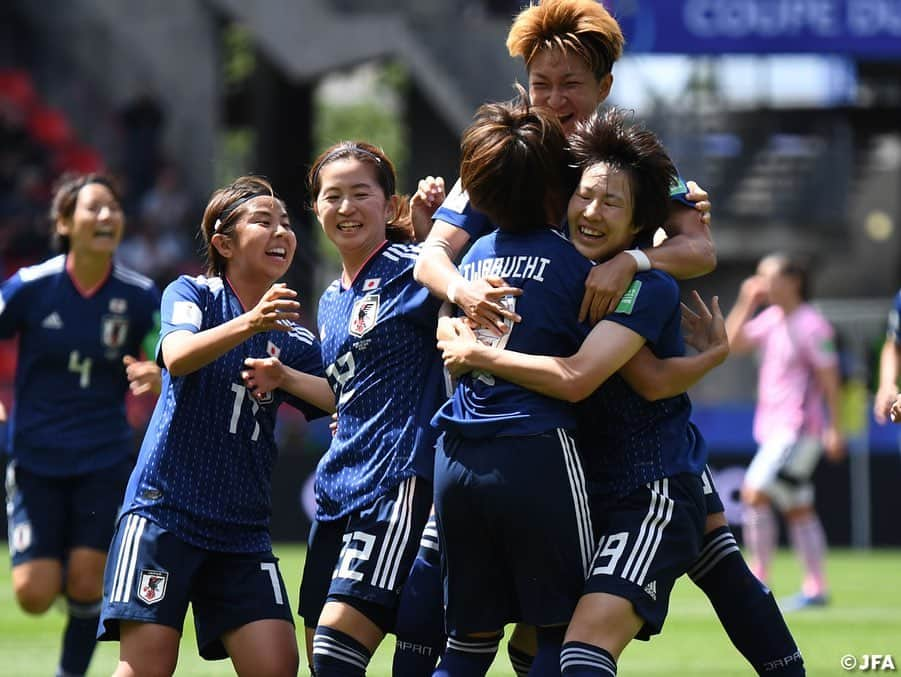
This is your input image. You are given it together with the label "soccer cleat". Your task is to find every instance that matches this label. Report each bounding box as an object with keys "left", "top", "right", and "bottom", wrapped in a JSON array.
[{"left": 780, "top": 592, "right": 829, "bottom": 612}]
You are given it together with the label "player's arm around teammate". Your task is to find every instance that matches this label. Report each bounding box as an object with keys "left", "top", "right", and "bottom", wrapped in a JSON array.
[
  {"left": 426, "top": 98, "right": 607, "bottom": 677},
  {"left": 436, "top": 108, "right": 717, "bottom": 674},
  {"left": 607, "top": 291, "right": 728, "bottom": 401},
  {"left": 414, "top": 0, "right": 713, "bottom": 337}
]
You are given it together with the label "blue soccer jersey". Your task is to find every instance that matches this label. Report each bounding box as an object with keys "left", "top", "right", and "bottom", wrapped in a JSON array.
[
  {"left": 315, "top": 242, "right": 444, "bottom": 522},
  {"left": 578, "top": 270, "right": 708, "bottom": 498},
  {"left": 0, "top": 255, "right": 160, "bottom": 476},
  {"left": 120, "top": 275, "right": 325, "bottom": 553},
  {"left": 433, "top": 229, "right": 592, "bottom": 438}
]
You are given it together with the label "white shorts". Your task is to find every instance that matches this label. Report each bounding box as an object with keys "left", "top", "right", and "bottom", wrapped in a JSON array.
[{"left": 744, "top": 432, "right": 822, "bottom": 511}]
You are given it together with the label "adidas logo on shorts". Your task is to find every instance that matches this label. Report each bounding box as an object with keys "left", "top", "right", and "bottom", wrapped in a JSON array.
[{"left": 644, "top": 580, "right": 657, "bottom": 600}]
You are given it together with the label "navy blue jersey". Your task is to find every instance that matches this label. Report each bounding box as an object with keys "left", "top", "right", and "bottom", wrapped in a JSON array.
[
  {"left": 433, "top": 173, "right": 693, "bottom": 245},
  {"left": 578, "top": 270, "right": 708, "bottom": 498},
  {"left": 316, "top": 242, "right": 444, "bottom": 522},
  {"left": 0, "top": 255, "right": 160, "bottom": 476},
  {"left": 120, "top": 275, "right": 325, "bottom": 553},
  {"left": 433, "top": 229, "right": 592, "bottom": 438}
]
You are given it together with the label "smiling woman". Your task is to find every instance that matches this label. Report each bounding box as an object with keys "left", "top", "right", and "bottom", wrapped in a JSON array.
[
  {"left": 0, "top": 173, "right": 162, "bottom": 677},
  {"left": 248, "top": 141, "right": 446, "bottom": 676},
  {"left": 95, "top": 175, "right": 328, "bottom": 677}
]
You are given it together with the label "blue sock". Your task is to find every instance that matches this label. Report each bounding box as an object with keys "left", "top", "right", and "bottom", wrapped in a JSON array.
[
  {"left": 528, "top": 626, "right": 565, "bottom": 676},
  {"left": 312, "top": 625, "right": 371, "bottom": 676},
  {"left": 689, "top": 526, "right": 805, "bottom": 676},
  {"left": 560, "top": 641, "right": 616, "bottom": 675},
  {"left": 58, "top": 598, "right": 101, "bottom": 677},
  {"left": 433, "top": 634, "right": 502, "bottom": 677},
  {"left": 508, "top": 644, "right": 534, "bottom": 676},
  {"left": 393, "top": 550, "right": 445, "bottom": 676}
]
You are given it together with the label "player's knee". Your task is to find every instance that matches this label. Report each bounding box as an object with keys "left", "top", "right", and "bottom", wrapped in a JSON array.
[
  {"left": 64, "top": 572, "right": 103, "bottom": 603},
  {"left": 509, "top": 623, "right": 537, "bottom": 654},
  {"left": 242, "top": 651, "right": 299, "bottom": 677},
  {"left": 13, "top": 577, "right": 57, "bottom": 614},
  {"left": 566, "top": 594, "right": 640, "bottom": 651},
  {"left": 114, "top": 659, "right": 178, "bottom": 677},
  {"left": 741, "top": 487, "right": 769, "bottom": 507},
  {"left": 784, "top": 505, "right": 815, "bottom": 522},
  {"left": 704, "top": 511, "right": 729, "bottom": 533}
]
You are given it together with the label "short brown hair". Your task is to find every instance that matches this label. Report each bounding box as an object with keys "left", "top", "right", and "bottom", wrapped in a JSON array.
[
  {"left": 200, "top": 175, "right": 281, "bottom": 276},
  {"left": 506, "top": 0, "right": 624, "bottom": 79},
  {"left": 460, "top": 95, "right": 569, "bottom": 234},
  {"left": 308, "top": 141, "right": 414, "bottom": 244},
  {"left": 569, "top": 107, "right": 676, "bottom": 239}
]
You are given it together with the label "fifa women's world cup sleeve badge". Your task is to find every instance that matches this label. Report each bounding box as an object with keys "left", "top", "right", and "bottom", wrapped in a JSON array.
[{"left": 138, "top": 569, "right": 168, "bottom": 604}]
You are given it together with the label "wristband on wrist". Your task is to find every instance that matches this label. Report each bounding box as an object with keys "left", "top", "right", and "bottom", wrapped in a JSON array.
[
  {"left": 446, "top": 279, "right": 461, "bottom": 305},
  {"left": 624, "top": 249, "right": 651, "bottom": 272}
]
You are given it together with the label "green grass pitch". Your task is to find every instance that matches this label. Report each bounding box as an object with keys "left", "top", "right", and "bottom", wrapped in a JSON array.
[{"left": 1, "top": 546, "right": 898, "bottom": 675}]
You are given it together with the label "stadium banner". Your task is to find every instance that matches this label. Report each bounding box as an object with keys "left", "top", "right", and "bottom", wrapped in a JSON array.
[{"left": 606, "top": 0, "right": 901, "bottom": 57}]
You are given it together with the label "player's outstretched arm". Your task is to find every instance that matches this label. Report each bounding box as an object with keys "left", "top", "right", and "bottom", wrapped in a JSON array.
[
  {"left": 438, "top": 316, "right": 645, "bottom": 402},
  {"left": 163, "top": 283, "right": 300, "bottom": 377},
  {"left": 242, "top": 357, "right": 336, "bottom": 413},
  {"left": 619, "top": 293, "right": 728, "bottom": 401},
  {"left": 724, "top": 275, "right": 767, "bottom": 355}
]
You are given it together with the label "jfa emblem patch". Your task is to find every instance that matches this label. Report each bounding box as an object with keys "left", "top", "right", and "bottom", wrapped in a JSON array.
[
  {"left": 109, "top": 297, "right": 128, "bottom": 314},
  {"left": 10, "top": 522, "right": 32, "bottom": 554},
  {"left": 101, "top": 316, "right": 130, "bottom": 349},
  {"left": 138, "top": 569, "right": 168, "bottom": 604},
  {"left": 349, "top": 294, "right": 379, "bottom": 338}
]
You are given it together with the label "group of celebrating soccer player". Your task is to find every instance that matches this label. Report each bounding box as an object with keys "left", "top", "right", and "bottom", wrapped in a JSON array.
[{"left": 2, "top": 1, "right": 863, "bottom": 675}]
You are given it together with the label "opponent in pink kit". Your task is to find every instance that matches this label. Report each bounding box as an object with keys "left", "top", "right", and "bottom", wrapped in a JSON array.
[{"left": 726, "top": 252, "right": 845, "bottom": 611}]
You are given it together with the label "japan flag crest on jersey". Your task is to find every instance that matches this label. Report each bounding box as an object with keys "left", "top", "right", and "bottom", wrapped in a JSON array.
[
  {"left": 102, "top": 316, "right": 129, "bottom": 349},
  {"left": 349, "top": 294, "right": 379, "bottom": 337},
  {"left": 266, "top": 340, "right": 281, "bottom": 359}
]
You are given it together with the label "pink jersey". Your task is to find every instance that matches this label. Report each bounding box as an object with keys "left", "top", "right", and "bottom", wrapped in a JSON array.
[{"left": 742, "top": 303, "right": 838, "bottom": 443}]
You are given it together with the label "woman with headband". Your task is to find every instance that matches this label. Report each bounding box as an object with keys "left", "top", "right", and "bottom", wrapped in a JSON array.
[
  {"left": 97, "top": 175, "right": 327, "bottom": 676},
  {"left": 240, "top": 142, "right": 445, "bottom": 676}
]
